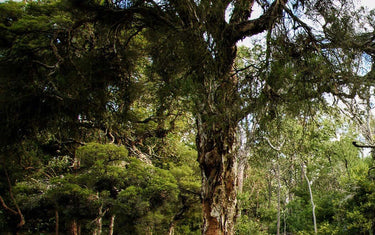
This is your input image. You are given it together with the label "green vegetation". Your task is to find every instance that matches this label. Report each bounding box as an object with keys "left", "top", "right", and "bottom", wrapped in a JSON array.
[{"left": 1, "top": 0, "right": 375, "bottom": 234}]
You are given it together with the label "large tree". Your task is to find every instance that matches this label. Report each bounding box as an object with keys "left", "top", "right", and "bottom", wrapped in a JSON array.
[
  {"left": 82, "top": 1, "right": 374, "bottom": 234},
  {"left": 131, "top": 1, "right": 288, "bottom": 233},
  {"left": 2, "top": 0, "right": 375, "bottom": 234}
]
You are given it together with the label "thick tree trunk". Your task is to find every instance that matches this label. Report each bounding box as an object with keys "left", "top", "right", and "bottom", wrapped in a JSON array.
[{"left": 196, "top": 116, "right": 238, "bottom": 235}]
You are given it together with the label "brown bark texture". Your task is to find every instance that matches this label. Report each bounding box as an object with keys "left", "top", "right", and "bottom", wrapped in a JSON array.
[
  {"left": 197, "top": 116, "right": 238, "bottom": 235},
  {"left": 109, "top": 215, "right": 115, "bottom": 235},
  {"left": 70, "top": 220, "right": 80, "bottom": 235}
]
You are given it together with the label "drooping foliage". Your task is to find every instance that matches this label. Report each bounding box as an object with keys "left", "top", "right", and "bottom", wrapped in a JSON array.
[{"left": 0, "top": 0, "right": 201, "bottom": 234}]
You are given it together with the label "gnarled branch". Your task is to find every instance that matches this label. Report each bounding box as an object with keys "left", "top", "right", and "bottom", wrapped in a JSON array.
[{"left": 231, "top": 0, "right": 287, "bottom": 42}]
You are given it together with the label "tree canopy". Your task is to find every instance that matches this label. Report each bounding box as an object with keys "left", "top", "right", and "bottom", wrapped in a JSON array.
[{"left": 1, "top": 0, "right": 375, "bottom": 234}]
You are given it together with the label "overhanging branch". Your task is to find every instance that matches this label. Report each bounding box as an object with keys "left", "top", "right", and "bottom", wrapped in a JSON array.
[
  {"left": 352, "top": 141, "right": 375, "bottom": 148},
  {"left": 231, "top": 0, "right": 287, "bottom": 42}
]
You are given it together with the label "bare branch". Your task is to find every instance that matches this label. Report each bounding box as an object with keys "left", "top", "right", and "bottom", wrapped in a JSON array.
[
  {"left": 32, "top": 60, "right": 56, "bottom": 69},
  {"left": 3, "top": 169, "right": 25, "bottom": 228},
  {"left": 263, "top": 136, "right": 285, "bottom": 151},
  {"left": 352, "top": 141, "right": 375, "bottom": 149},
  {"left": 0, "top": 196, "right": 18, "bottom": 215}
]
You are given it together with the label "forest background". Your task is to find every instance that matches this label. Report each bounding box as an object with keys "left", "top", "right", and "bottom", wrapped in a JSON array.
[{"left": 1, "top": 0, "right": 375, "bottom": 234}]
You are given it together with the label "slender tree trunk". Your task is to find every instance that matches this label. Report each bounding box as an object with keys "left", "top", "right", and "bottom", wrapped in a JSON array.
[
  {"left": 237, "top": 154, "right": 247, "bottom": 195},
  {"left": 235, "top": 154, "right": 247, "bottom": 219},
  {"left": 234, "top": 142, "right": 249, "bottom": 220},
  {"left": 168, "top": 222, "right": 175, "bottom": 235},
  {"left": 109, "top": 215, "right": 115, "bottom": 235},
  {"left": 70, "top": 220, "right": 81, "bottom": 235},
  {"left": 0, "top": 169, "right": 25, "bottom": 234},
  {"left": 303, "top": 165, "right": 317, "bottom": 234},
  {"left": 283, "top": 209, "right": 286, "bottom": 235},
  {"left": 196, "top": 115, "right": 238, "bottom": 235},
  {"left": 55, "top": 209, "right": 59, "bottom": 235},
  {"left": 276, "top": 163, "right": 281, "bottom": 235},
  {"left": 71, "top": 220, "right": 78, "bottom": 235},
  {"left": 94, "top": 205, "right": 103, "bottom": 235}
]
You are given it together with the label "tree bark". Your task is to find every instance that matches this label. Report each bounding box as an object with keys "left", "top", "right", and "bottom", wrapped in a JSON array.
[
  {"left": 70, "top": 219, "right": 81, "bottom": 235},
  {"left": 71, "top": 220, "right": 78, "bottom": 235},
  {"left": 303, "top": 164, "right": 317, "bottom": 234},
  {"left": 235, "top": 150, "right": 248, "bottom": 219},
  {"left": 93, "top": 205, "right": 103, "bottom": 235},
  {"left": 109, "top": 215, "right": 115, "bottom": 235},
  {"left": 168, "top": 222, "right": 175, "bottom": 235},
  {"left": 237, "top": 156, "right": 246, "bottom": 195},
  {"left": 196, "top": 115, "right": 238, "bottom": 235}
]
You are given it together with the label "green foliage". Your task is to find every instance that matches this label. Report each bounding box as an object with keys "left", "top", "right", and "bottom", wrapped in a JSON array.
[
  {"left": 2, "top": 0, "right": 375, "bottom": 234},
  {"left": 76, "top": 142, "right": 129, "bottom": 168},
  {"left": 339, "top": 169, "right": 375, "bottom": 234},
  {"left": 8, "top": 141, "right": 199, "bottom": 234},
  {"left": 236, "top": 109, "right": 375, "bottom": 235},
  {"left": 236, "top": 215, "right": 268, "bottom": 235}
]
